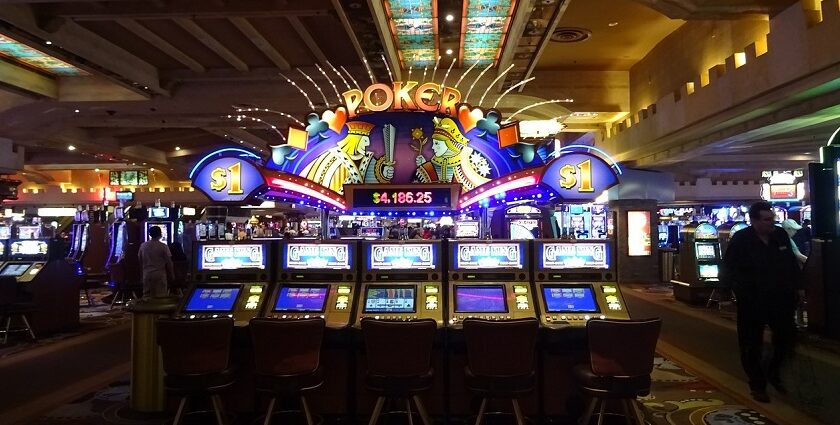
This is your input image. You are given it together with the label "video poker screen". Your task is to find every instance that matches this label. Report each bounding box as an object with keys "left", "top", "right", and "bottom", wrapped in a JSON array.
[
  {"left": 0, "top": 263, "right": 31, "bottom": 277},
  {"left": 699, "top": 264, "right": 719, "bottom": 279},
  {"left": 363, "top": 286, "right": 416, "bottom": 313},
  {"left": 184, "top": 285, "right": 241, "bottom": 312},
  {"left": 542, "top": 285, "right": 600, "bottom": 313},
  {"left": 454, "top": 285, "right": 507, "bottom": 313},
  {"left": 695, "top": 243, "right": 717, "bottom": 260},
  {"left": 273, "top": 286, "right": 329, "bottom": 312}
]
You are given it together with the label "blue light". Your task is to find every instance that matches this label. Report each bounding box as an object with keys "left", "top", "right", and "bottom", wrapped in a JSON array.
[
  {"left": 188, "top": 147, "right": 261, "bottom": 179},
  {"left": 429, "top": 211, "right": 435, "bottom": 217},
  {"left": 557, "top": 144, "right": 623, "bottom": 175}
]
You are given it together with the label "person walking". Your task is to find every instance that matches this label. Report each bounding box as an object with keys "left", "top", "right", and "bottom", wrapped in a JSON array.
[
  {"left": 722, "top": 201, "right": 802, "bottom": 403},
  {"left": 138, "top": 225, "right": 174, "bottom": 298}
]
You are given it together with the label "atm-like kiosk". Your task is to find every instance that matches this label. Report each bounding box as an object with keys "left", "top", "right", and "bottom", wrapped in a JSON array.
[
  {"left": 447, "top": 240, "right": 535, "bottom": 327},
  {"left": 718, "top": 221, "right": 748, "bottom": 256},
  {"left": 532, "top": 239, "right": 629, "bottom": 327},
  {"left": 266, "top": 241, "right": 358, "bottom": 328},
  {"left": 356, "top": 240, "right": 443, "bottom": 327},
  {"left": 673, "top": 223, "right": 722, "bottom": 303},
  {"left": 177, "top": 241, "right": 272, "bottom": 325},
  {"left": 0, "top": 238, "right": 79, "bottom": 333}
]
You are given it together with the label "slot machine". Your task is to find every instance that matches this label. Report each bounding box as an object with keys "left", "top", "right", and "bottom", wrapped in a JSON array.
[
  {"left": 0, "top": 238, "right": 7, "bottom": 270},
  {"left": 718, "top": 221, "right": 747, "bottom": 256},
  {"left": 176, "top": 240, "right": 272, "bottom": 325},
  {"left": 106, "top": 207, "right": 126, "bottom": 267},
  {"left": 66, "top": 214, "right": 79, "bottom": 260},
  {"left": 532, "top": 239, "right": 629, "bottom": 328},
  {"left": 1, "top": 239, "right": 50, "bottom": 283},
  {"left": 674, "top": 223, "right": 722, "bottom": 303},
  {"left": 447, "top": 240, "right": 534, "bottom": 327},
  {"left": 144, "top": 206, "right": 175, "bottom": 245},
  {"left": 356, "top": 240, "right": 443, "bottom": 327},
  {"left": 265, "top": 240, "right": 358, "bottom": 328}
]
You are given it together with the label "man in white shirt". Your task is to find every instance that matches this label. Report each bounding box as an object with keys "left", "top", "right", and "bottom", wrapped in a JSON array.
[{"left": 138, "top": 225, "right": 174, "bottom": 298}]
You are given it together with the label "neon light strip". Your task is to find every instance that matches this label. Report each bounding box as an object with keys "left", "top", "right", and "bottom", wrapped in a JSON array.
[
  {"left": 268, "top": 177, "right": 346, "bottom": 210},
  {"left": 188, "top": 148, "right": 261, "bottom": 179},
  {"left": 827, "top": 125, "right": 840, "bottom": 147},
  {"left": 459, "top": 175, "right": 539, "bottom": 208},
  {"left": 557, "top": 144, "right": 623, "bottom": 175}
]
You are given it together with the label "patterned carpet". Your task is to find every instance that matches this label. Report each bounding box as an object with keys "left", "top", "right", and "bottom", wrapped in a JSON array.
[{"left": 24, "top": 355, "right": 776, "bottom": 425}]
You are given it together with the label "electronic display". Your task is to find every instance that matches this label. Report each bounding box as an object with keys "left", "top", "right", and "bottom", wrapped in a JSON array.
[
  {"left": 695, "top": 223, "right": 718, "bottom": 239},
  {"left": 542, "top": 286, "right": 600, "bottom": 313},
  {"left": 115, "top": 191, "right": 134, "bottom": 202},
  {"left": 454, "top": 242, "right": 523, "bottom": 269},
  {"left": 145, "top": 223, "right": 172, "bottom": 244},
  {"left": 699, "top": 264, "right": 719, "bottom": 279},
  {"left": 368, "top": 243, "right": 436, "bottom": 270},
  {"left": 454, "top": 285, "right": 507, "bottom": 313},
  {"left": 455, "top": 221, "right": 479, "bottom": 238},
  {"left": 273, "top": 286, "right": 329, "bottom": 312},
  {"left": 17, "top": 226, "right": 40, "bottom": 240},
  {"left": 199, "top": 244, "right": 266, "bottom": 270},
  {"left": 539, "top": 242, "right": 609, "bottom": 269},
  {"left": 184, "top": 286, "right": 241, "bottom": 312},
  {"left": 696, "top": 243, "right": 717, "bottom": 260},
  {"left": 148, "top": 207, "right": 169, "bottom": 219},
  {"left": 0, "top": 263, "right": 31, "bottom": 277},
  {"left": 79, "top": 225, "right": 89, "bottom": 253},
  {"left": 114, "top": 224, "right": 125, "bottom": 258},
  {"left": 0, "top": 242, "right": 4, "bottom": 257},
  {"left": 285, "top": 243, "right": 352, "bottom": 270},
  {"left": 9, "top": 240, "right": 49, "bottom": 258},
  {"left": 351, "top": 187, "right": 455, "bottom": 210},
  {"left": 0, "top": 225, "right": 10, "bottom": 240},
  {"left": 363, "top": 286, "right": 416, "bottom": 313},
  {"left": 769, "top": 184, "right": 797, "bottom": 200}
]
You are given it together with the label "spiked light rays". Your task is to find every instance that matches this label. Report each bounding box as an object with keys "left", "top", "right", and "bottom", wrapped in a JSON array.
[
  {"left": 326, "top": 61, "right": 351, "bottom": 91},
  {"left": 279, "top": 72, "right": 315, "bottom": 110},
  {"left": 430, "top": 56, "right": 441, "bottom": 82},
  {"left": 340, "top": 66, "right": 361, "bottom": 90},
  {"left": 464, "top": 63, "right": 494, "bottom": 103},
  {"left": 380, "top": 54, "right": 394, "bottom": 83},
  {"left": 296, "top": 68, "right": 329, "bottom": 107},
  {"left": 479, "top": 64, "right": 514, "bottom": 106},
  {"left": 362, "top": 57, "right": 375, "bottom": 84},
  {"left": 316, "top": 64, "right": 342, "bottom": 104},
  {"left": 226, "top": 114, "right": 287, "bottom": 142},
  {"left": 493, "top": 78, "right": 535, "bottom": 109},
  {"left": 454, "top": 61, "right": 479, "bottom": 89},
  {"left": 422, "top": 65, "right": 428, "bottom": 82},
  {"left": 440, "top": 57, "right": 456, "bottom": 87},
  {"left": 503, "top": 99, "right": 574, "bottom": 123},
  {"left": 234, "top": 107, "right": 305, "bottom": 127}
]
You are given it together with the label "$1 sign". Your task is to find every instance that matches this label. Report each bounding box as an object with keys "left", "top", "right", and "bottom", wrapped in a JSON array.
[
  {"left": 209, "top": 161, "right": 244, "bottom": 194},
  {"left": 558, "top": 159, "right": 594, "bottom": 192}
]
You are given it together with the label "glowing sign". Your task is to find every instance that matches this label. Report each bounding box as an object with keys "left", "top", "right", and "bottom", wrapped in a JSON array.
[
  {"left": 199, "top": 244, "right": 265, "bottom": 270},
  {"left": 369, "top": 243, "right": 435, "bottom": 270},
  {"left": 342, "top": 83, "right": 461, "bottom": 118},
  {"left": 541, "top": 153, "right": 619, "bottom": 201},
  {"left": 192, "top": 157, "right": 265, "bottom": 203},
  {"left": 285, "top": 243, "right": 352, "bottom": 270},
  {"left": 9, "top": 240, "right": 49, "bottom": 257},
  {"left": 627, "top": 211, "right": 651, "bottom": 257},
  {"left": 539, "top": 242, "right": 609, "bottom": 269},
  {"left": 455, "top": 242, "right": 523, "bottom": 269}
]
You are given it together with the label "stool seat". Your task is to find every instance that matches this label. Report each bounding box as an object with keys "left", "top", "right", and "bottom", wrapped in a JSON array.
[
  {"left": 365, "top": 370, "right": 434, "bottom": 396},
  {"left": 255, "top": 367, "right": 324, "bottom": 395},
  {"left": 572, "top": 364, "right": 650, "bottom": 399},
  {"left": 465, "top": 367, "right": 535, "bottom": 397},
  {"left": 165, "top": 368, "right": 237, "bottom": 394}
]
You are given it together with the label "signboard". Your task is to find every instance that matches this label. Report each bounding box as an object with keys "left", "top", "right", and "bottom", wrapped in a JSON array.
[
  {"left": 455, "top": 242, "right": 523, "bottom": 269},
  {"left": 346, "top": 184, "right": 459, "bottom": 210},
  {"left": 199, "top": 244, "right": 266, "bottom": 270},
  {"left": 285, "top": 243, "right": 352, "bottom": 270},
  {"left": 192, "top": 157, "right": 265, "bottom": 203},
  {"left": 115, "top": 190, "right": 134, "bottom": 202},
  {"left": 540, "top": 152, "right": 619, "bottom": 201},
  {"left": 369, "top": 243, "right": 436, "bottom": 270},
  {"left": 539, "top": 242, "right": 609, "bottom": 269},
  {"left": 769, "top": 184, "right": 797, "bottom": 200},
  {"left": 627, "top": 211, "right": 652, "bottom": 257}
]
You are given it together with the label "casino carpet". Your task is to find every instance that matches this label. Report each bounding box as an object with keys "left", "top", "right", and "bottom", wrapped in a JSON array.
[{"left": 23, "top": 355, "right": 777, "bottom": 425}]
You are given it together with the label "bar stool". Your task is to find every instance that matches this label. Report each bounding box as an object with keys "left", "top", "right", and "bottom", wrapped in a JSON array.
[
  {"left": 250, "top": 317, "right": 326, "bottom": 425},
  {"left": 157, "top": 317, "right": 235, "bottom": 425},
  {"left": 361, "top": 318, "right": 437, "bottom": 425},
  {"left": 0, "top": 276, "right": 36, "bottom": 344},
  {"left": 573, "top": 318, "right": 661, "bottom": 425},
  {"left": 462, "top": 318, "right": 539, "bottom": 425}
]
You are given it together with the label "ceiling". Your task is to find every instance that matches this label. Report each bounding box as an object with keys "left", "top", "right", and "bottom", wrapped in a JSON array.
[{"left": 0, "top": 0, "right": 822, "bottom": 186}]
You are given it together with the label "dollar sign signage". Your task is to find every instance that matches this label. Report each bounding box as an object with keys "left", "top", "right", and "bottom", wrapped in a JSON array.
[
  {"left": 192, "top": 157, "right": 265, "bottom": 203},
  {"left": 540, "top": 153, "right": 618, "bottom": 201}
]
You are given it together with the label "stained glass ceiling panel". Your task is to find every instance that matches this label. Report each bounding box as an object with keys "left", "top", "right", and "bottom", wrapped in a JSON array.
[
  {"left": 384, "top": 0, "right": 438, "bottom": 68},
  {"left": 0, "top": 34, "right": 88, "bottom": 76},
  {"left": 461, "top": 0, "right": 516, "bottom": 66}
]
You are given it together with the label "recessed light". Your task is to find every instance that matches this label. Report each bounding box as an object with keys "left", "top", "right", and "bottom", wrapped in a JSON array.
[
  {"left": 175, "top": 146, "right": 181, "bottom": 151},
  {"left": 68, "top": 145, "right": 76, "bottom": 151},
  {"left": 150, "top": 167, "right": 155, "bottom": 171},
  {"left": 608, "top": 22, "right": 619, "bottom": 27},
  {"left": 45, "top": 41, "right": 52, "bottom": 45},
  {"left": 446, "top": 48, "right": 454, "bottom": 55},
  {"left": 94, "top": 168, "right": 100, "bottom": 172},
  {"left": 445, "top": 14, "right": 454, "bottom": 22},
  {"left": 74, "top": 109, "right": 80, "bottom": 113}
]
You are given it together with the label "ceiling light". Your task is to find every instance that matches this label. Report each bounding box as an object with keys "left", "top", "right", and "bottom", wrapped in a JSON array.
[
  {"left": 74, "top": 109, "right": 80, "bottom": 113},
  {"left": 608, "top": 22, "right": 619, "bottom": 27},
  {"left": 446, "top": 48, "right": 454, "bottom": 55},
  {"left": 68, "top": 145, "right": 76, "bottom": 151},
  {"left": 175, "top": 146, "right": 181, "bottom": 151},
  {"left": 45, "top": 41, "right": 52, "bottom": 45},
  {"left": 445, "top": 14, "right": 454, "bottom": 22},
  {"left": 94, "top": 168, "right": 100, "bottom": 172},
  {"left": 150, "top": 167, "right": 155, "bottom": 171}
]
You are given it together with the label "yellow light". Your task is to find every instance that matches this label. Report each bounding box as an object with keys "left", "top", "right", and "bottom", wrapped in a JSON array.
[
  {"left": 68, "top": 145, "right": 76, "bottom": 151},
  {"left": 94, "top": 168, "right": 100, "bottom": 172},
  {"left": 685, "top": 82, "right": 695, "bottom": 95},
  {"left": 425, "top": 286, "right": 439, "bottom": 294},
  {"left": 734, "top": 52, "right": 746, "bottom": 68},
  {"left": 337, "top": 286, "right": 351, "bottom": 294},
  {"left": 175, "top": 146, "right": 181, "bottom": 151}
]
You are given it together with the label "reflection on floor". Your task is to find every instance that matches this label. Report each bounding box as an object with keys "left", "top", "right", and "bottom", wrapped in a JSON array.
[{"left": 25, "top": 355, "right": 776, "bottom": 425}]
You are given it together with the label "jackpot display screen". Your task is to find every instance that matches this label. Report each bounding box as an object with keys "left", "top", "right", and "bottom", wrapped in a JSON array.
[
  {"left": 542, "top": 286, "right": 600, "bottom": 313},
  {"left": 9, "top": 240, "right": 49, "bottom": 258},
  {"left": 285, "top": 243, "right": 352, "bottom": 270},
  {"left": 454, "top": 285, "right": 507, "bottom": 313},
  {"left": 184, "top": 286, "right": 241, "bottom": 312},
  {"left": 273, "top": 286, "right": 329, "bottom": 312},
  {"left": 368, "top": 243, "right": 436, "bottom": 270},
  {"left": 363, "top": 286, "right": 416, "bottom": 313},
  {"left": 454, "top": 242, "right": 523, "bottom": 269},
  {"left": 538, "top": 242, "right": 609, "bottom": 269},
  {"left": 198, "top": 244, "right": 266, "bottom": 270}
]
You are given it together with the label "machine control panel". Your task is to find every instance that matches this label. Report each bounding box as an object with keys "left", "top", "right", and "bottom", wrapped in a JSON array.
[
  {"left": 178, "top": 282, "right": 268, "bottom": 325},
  {"left": 447, "top": 283, "right": 535, "bottom": 327},
  {"left": 534, "top": 283, "right": 629, "bottom": 328},
  {"left": 264, "top": 284, "right": 355, "bottom": 328},
  {"left": 356, "top": 283, "right": 443, "bottom": 327}
]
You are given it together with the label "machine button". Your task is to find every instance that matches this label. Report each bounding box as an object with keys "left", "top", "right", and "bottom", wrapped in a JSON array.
[
  {"left": 320, "top": 315, "right": 325, "bottom": 319},
  {"left": 546, "top": 317, "right": 552, "bottom": 322},
  {"left": 374, "top": 315, "right": 380, "bottom": 320},
  {"left": 584, "top": 315, "right": 591, "bottom": 320},
  {"left": 189, "top": 315, "right": 196, "bottom": 319},
  {"left": 304, "top": 315, "right": 310, "bottom": 319},
  {"left": 212, "top": 314, "right": 218, "bottom": 318},
  {"left": 600, "top": 315, "right": 606, "bottom": 319}
]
